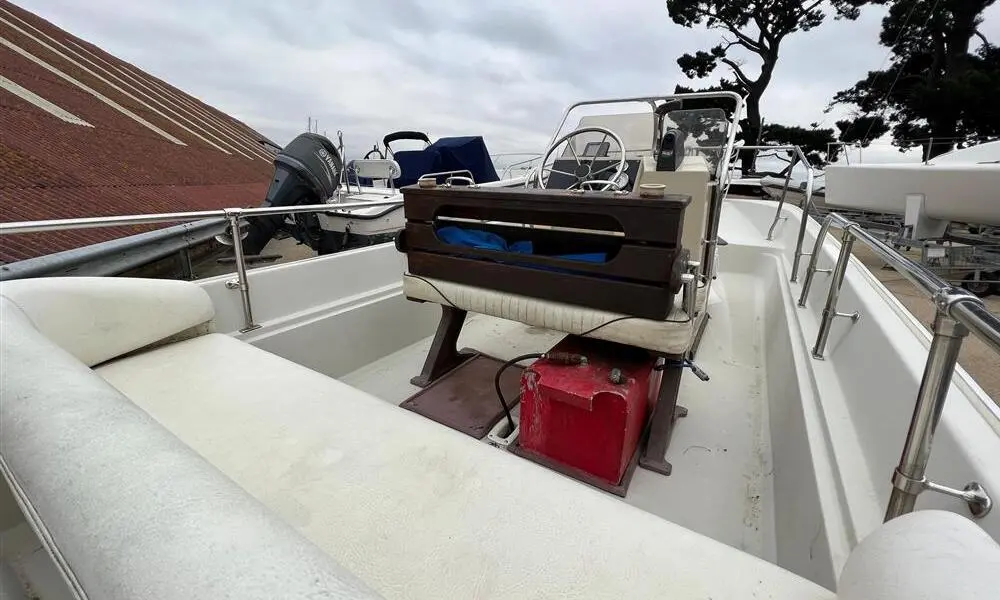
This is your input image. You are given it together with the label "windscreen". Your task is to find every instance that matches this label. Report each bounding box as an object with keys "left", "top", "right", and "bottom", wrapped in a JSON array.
[
  {"left": 560, "top": 113, "right": 656, "bottom": 159},
  {"left": 557, "top": 108, "right": 732, "bottom": 171},
  {"left": 663, "top": 108, "right": 730, "bottom": 174}
]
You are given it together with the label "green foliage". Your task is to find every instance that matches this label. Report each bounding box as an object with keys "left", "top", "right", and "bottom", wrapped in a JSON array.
[
  {"left": 666, "top": 0, "right": 864, "bottom": 172},
  {"left": 832, "top": 0, "right": 1000, "bottom": 158},
  {"left": 835, "top": 116, "right": 889, "bottom": 145},
  {"left": 760, "top": 123, "right": 838, "bottom": 166}
]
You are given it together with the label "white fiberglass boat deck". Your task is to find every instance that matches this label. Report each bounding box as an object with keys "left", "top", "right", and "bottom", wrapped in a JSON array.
[
  {"left": 341, "top": 265, "right": 778, "bottom": 561},
  {"left": 2, "top": 92, "right": 999, "bottom": 599},
  {"left": 203, "top": 197, "right": 1000, "bottom": 590}
]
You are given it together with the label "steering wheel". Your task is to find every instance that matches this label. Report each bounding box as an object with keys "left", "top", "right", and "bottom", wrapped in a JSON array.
[{"left": 535, "top": 126, "right": 627, "bottom": 191}]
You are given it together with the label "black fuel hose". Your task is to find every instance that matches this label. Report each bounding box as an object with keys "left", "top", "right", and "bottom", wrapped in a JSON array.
[{"left": 494, "top": 352, "right": 588, "bottom": 432}]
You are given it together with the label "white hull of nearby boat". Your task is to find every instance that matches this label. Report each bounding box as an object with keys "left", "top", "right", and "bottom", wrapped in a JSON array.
[
  {"left": 761, "top": 176, "right": 827, "bottom": 208},
  {"left": 824, "top": 141, "right": 1000, "bottom": 226},
  {"left": 317, "top": 189, "right": 405, "bottom": 236},
  {"left": 318, "top": 177, "right": 527, "bottom": 236}
]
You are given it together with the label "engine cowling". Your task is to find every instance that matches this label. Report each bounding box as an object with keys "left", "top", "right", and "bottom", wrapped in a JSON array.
[{"left": 241, "top": 133, "right": 343, "bottom": 255}]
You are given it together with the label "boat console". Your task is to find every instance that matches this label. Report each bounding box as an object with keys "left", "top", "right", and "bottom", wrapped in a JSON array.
[{"left": 392, "top": 102, "right": 725, "bottom": 484}]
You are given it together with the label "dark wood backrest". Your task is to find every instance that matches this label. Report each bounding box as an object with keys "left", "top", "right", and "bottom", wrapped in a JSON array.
[{"left": 398, "top": 184, "right": 692, "bottom": 320}]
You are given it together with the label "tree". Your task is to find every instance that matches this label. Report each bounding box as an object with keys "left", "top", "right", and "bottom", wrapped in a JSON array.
[
  {"left": 760, "top": 123, "right": 839, "bottom": 167},
  {"left": 666, "top": 0, "right": 863, "bottom": 173},
  {"left": 833, "top": 0, "right": 1000, "bottom": 159}
]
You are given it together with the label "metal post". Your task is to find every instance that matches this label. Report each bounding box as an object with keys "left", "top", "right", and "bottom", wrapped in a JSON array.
[
  {"left": 766, "top": 155, "right": 796, "bottom": 241},
  {"left": 789, "top": 170, "right": 815, "bottom": 283},
  {"left": 227, "top": 211, "right": 259, "bottom": 332},
  {"left": 812, "top": 228, "right": 859, "bottom": 359},
  {"left": 681, "top": 273, "right": 697, "bottom": 318},
  {"left": 178, "top": 248, "right": 194, "bottom": 281},
  {"left": 884, "top": 312, "right": 968, "bottom": 520},
  {"left": 702, "top": 183, "right": 723, "bottom": 281},
  {"left": 797, "top": 216, "right": 833, "bottom": 307}
]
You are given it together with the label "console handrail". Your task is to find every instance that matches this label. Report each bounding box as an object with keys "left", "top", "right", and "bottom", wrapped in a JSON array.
[
  {"left": 0, "top": 201, "right": 403, "bottom": 333},
  {"left": 796, "top": 210, "right": 999, "bottom": 522}
]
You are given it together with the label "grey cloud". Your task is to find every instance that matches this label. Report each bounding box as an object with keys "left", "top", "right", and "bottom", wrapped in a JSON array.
[
  {"left": 14, "top": 0, "right": 999, "bottom": 159},
  {"left": 458, "top": 5, "right": 570, "bottom": 58}
]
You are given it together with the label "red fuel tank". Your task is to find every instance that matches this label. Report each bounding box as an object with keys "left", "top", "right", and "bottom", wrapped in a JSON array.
[{"left": 519, "top": 336, "right": 656, "bottom": 486}]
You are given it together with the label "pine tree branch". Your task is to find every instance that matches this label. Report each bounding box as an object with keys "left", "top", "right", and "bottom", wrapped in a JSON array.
[
  {"left": 793, "top": 0, "right": 825, "bottom": 23},
  {"left": 974, "top": 29, "right": 989, "bottom": 46},
  {"left": 752, "top": 12, "right": 772, "bottom": 47},
  {"left": 690, "top": 6, "right": 765, "bottom": 53},
  {"left": 720, "top": 57, "right": 754, "bottom": 88},
  {"left": 724, "top": 22, "right": 766, "bottom": 53}
]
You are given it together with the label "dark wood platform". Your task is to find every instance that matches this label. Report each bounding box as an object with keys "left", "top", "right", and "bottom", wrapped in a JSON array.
[
  {"left": 400, "top": 353, "right": 523, "bottom": 440},
  {"left": 510, "top": 437, "right": 643, "bottom": 498}
]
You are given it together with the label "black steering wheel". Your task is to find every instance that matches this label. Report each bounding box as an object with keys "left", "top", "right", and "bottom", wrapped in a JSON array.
[{"left": 534, "top": 126, "right": 627, "bottom": 191}]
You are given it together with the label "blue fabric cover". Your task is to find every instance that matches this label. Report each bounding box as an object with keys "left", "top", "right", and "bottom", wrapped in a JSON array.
[
  {"left": 393, "top": 149, "right": 443, "bottom": 187},
  {"left": 436, "top": 226, "right": 606, "bottom": 263},
  {"left": 392, "top": 136, "right": 499, "bottom": 187},
  {"left": 428, "top": 137, "right": 499, "bottom": 184}
]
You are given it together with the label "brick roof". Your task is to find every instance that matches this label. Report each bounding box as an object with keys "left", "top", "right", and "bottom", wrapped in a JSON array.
[{"left": 0, "top": 1, "right": 276, "bottom": 263}]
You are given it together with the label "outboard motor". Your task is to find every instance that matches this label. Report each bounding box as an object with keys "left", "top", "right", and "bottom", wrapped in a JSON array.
[{"left": 239, "top": 133, "right": 343, "bottom": 255}]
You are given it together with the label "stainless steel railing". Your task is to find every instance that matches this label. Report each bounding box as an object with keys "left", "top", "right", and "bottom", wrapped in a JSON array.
[
  {"left": 796, "top": 210, "right": 1000, "bottom": 521},
  {"left": 0, "top": 201, "right": 403, "bottom": 332},
  {"left": 741, "top": 144, "right": 819, "bottom": 282},
  {"left": 493, "top": 153, "right": 543, "bottom": 180}
]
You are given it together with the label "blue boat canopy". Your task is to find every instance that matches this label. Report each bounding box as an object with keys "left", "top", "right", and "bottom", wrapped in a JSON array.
[{"left": 393, "top": 136, "right": 499, "bottom": 187}]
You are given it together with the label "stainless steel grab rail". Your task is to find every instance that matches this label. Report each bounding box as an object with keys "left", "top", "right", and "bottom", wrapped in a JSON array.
[
  {"left": 735, "top": 144, "right": 818, "bottom": 282},
  {"left": 797, "top": 210, "right": 1000, "bottom": 521},
  {"left": 0, "top": 200, "right": 403, "bottom": 332},
  {"left": 493, "top": 153, "right": 543, "bottom": 180}
]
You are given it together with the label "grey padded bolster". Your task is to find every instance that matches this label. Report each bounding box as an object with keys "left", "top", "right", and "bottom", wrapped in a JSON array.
[{"left": 0, "top": 300, "right": 383, "bottom": 600}]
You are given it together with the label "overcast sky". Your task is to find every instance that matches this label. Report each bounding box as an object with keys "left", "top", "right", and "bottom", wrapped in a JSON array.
[{"left": 16, "top": 0, "right": 1000, "bottom": 163}]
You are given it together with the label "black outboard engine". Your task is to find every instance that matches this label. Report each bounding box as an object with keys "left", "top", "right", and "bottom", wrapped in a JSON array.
[{"left": 241, "top": 133, "right": 343, "bottom": 255}]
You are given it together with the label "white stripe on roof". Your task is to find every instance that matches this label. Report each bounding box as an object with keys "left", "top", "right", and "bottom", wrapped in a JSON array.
[
  {"left": 1, "top": 74, "right": 93, "bottom": 127},
  {"left": 1, "top": 11, "right": 221, "bottom": 150},
  {"left": 0, "top": 34, "right": 186, "bottom": 145}
]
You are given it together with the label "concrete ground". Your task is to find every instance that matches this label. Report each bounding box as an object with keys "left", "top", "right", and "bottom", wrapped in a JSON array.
[
  {"left": 191, "top": 234, "right": 314, "bottom": 279},
  {"left": 850, "top": 242, "right": 1000, "bottom": 400}
]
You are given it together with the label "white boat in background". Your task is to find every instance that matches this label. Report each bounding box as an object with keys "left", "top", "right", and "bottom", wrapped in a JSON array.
[
  {"left": 825, "top": 141, "right": 1000, "bottom": 233},
  {"left": 2, "top": 92, "right": 1000, "bottom": 600}
]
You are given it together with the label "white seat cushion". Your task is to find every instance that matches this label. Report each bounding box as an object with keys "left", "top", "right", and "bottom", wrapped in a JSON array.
[
  {"left": 838, "top": 510, "right": 1000, "bottom": 600},
  {"left": 403, "top": 274, "right": 707, "bottom": 354},
  {"left": 0, "top": 277, "right": 213, "bottom": 366},
  {"left": 98, "top": 333, "right": 831, "bottom": 600},
  {"left": 0, "top": 299, "right": 380, "bottom": 600}
]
